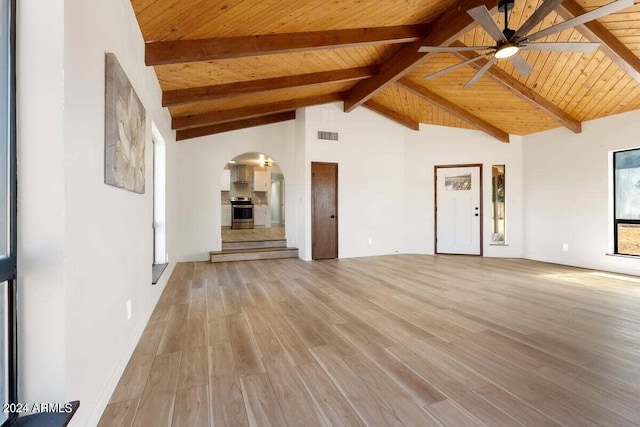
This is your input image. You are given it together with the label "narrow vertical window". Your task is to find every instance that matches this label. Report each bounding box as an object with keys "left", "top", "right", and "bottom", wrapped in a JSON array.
[
  {"left": 0, "top": 0, "right": 17, "bottom": 424},
  {"left": 491, "top": 165, "right": 506, "bottom": 245},
  {"left": 152, "top": 126, "right": 167, "bottom": 284},
  {"left": 614, "top": 148, "right": 640, "bottom": 256}
]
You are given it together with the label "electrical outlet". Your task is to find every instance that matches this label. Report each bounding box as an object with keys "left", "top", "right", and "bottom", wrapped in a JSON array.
[
  {"left": 126, "top": 300, "right": 132, "bottom": 320},
  {"left": 562, "top": 243, "right": 569, "bottom": 252},
  {"left": 368, "top": 238, "right": 373, "bottom": 246}
]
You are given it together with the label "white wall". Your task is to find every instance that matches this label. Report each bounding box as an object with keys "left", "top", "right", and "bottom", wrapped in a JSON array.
[
  {"left": 174, "top": 121, "right": 297, "bottom": 261},
  {"left": 174, "top": 104, "right": 525, "bottom": 262},
  {"left": 18, "top": 0, "right": 178, "bottom": 425},
  {"left": 404, "top": 125, "right": 524, "bottom": 257},
  {"left": 294, "top": 109, "right": 307, "bottom": 258},
  {"left": 301, "top": 103, "right": 406, "bottom": 259},
  {"left": 174, "top": 102, "right": 408, "bottom": 261},
  {"left": 523, "top": 109, "right": 640, "bottom": 276},
  {"left": 17, "top": 0, "right": 67, "bottom": 404},
  {"left": 64, "top": 0, "right": 178, "bottom": 423}
]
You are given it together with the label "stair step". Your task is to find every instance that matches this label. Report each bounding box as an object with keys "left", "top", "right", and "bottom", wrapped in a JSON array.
[
  {"left": 222, "top": 239, "right": 287, "bottom": 250},
  {"left": 210, "top": 247, "right": 298, "bottom": 263}
]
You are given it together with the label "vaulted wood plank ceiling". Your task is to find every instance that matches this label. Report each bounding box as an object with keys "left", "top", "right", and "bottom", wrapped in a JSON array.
[{"left": 131, "top": 0, "right": 640, "bottom": 141}]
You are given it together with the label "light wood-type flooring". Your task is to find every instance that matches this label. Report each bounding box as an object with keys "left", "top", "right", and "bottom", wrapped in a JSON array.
[
  {"left": 222, "top": 225, "right": 285, "bottom": 242},
  {"left": 99, "top": 254, "right": 640, "bottom": 426}
]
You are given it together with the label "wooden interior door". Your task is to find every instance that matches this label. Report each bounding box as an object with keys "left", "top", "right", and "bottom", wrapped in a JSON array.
[{"left": 312, "top": 162, "right": 338, "bottom": 260}]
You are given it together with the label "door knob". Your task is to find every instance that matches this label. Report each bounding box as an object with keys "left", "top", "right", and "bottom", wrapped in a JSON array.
[
  {"left": 474, "top": 213, "right": 479, "bottom": 217},
  {"left": 330, "top": 215, "right": 335, "bottom": 218}
]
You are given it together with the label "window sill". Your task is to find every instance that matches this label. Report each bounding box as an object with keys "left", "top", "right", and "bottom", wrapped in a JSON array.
[
  {"left": 152, "top": 263, "right": 168, "bottom": 285},
  {"left": 606, "top": 253, "right": 639, "bottom": 259},
  {"left": 16, "top": 401, "right": 79, "bottom": 426}
]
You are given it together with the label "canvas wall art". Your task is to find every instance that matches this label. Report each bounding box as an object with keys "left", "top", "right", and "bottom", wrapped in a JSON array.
[{"left": 104, "top": 52, "right": 146, "bottom": 194}]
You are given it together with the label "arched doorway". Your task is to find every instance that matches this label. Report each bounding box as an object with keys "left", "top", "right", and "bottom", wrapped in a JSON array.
[{"left": 219, "top": 152, "right": 285, "bottom": 242}]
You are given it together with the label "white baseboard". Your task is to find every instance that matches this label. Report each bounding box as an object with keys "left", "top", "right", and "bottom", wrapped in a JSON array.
[
  {"left": 84, "top": 262, "right": 176, "bottom": 426},
  {"left": 523, "top": 254, "right": 640, "bottom": 277}
]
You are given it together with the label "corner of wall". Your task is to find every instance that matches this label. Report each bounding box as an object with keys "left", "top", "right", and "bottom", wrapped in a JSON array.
[
  {"left": 17, "top": 0, "right": 67, "bottom": 405},
  {"left": 521, "top": 110, "right": 640, "bottom": 275},
  {"left": 294, "top": 108, "right": 310, "bottom": 260}
]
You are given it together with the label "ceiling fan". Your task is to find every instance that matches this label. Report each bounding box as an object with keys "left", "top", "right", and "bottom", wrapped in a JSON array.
[{"left": 418, "top": 0, "right": 634, "bottom": 87}]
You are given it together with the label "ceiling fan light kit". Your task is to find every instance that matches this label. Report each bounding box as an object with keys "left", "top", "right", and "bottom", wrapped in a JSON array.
[
  {"left": 419, "top": 0, "right": 634, "bottom": 87},
  {"left": 494, "top": 43, "right": 519, "bottom": 59}
]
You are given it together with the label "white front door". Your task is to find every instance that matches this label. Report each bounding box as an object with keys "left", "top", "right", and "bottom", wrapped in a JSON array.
[{"left": 436, "top": 165, "right": 482, "bottom": 255}]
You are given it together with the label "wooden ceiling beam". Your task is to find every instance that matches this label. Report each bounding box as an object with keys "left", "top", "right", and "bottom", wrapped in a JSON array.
[
  {"left": 397, "top": 79, "right": 509, "bottom": 143},
  {"left": 163, "top": 66, "right": 376, "bottom": 107},
  {"left": 555, "top": 0, "right": 640, "bottom": 83},
  {"left": 450, "top": 42, "right": 582, "bottom": 134},
  {"left": 145, "top": 25, "right": 429, "bottom": 66},
  {"left": 343, "top": 0, "right": 500, "bottom": 112},
  {"left": 172, "top": 92, "right": 343, "bottom": 130},
  {"left": 176, "top": 111, "right": 296, "bottom": 141},
  {"left": 363, "top": 100, "right": 420, "bottom": 130}
]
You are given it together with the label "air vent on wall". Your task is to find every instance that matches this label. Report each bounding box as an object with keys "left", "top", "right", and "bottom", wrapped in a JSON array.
[{"left": 317, "top": 131, "right": 338, "bottom": 141}]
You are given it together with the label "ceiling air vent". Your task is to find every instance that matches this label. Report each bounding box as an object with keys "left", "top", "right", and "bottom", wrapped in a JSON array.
[{"left": 317, "top": 131, "right": 338, "bottom": 141}]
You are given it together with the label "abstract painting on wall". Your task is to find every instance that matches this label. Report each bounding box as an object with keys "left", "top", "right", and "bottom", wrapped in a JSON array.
[{"left": 104, "top": 52, "right": 146, "bottom": 194}]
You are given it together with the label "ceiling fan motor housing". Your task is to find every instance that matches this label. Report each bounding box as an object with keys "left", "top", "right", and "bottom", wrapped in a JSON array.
[
  {"left": 503, "top": 28, "right": 516, "bottom": 41},
  {"left": 498, "top": 0, "right": 515, "bottom": 13},
  {"left": 498, "top": 0, "right": 516, "bottom": 40}
]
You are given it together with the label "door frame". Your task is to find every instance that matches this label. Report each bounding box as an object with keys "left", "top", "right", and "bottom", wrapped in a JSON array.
[
  {"left": 311, "top": 162, "right": 338, "bottom": 260},
  {"left": 434, "top": 164, "right": 483, "bottom": 256}
]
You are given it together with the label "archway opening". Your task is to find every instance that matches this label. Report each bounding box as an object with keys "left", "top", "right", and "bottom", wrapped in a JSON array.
[{"left": 220, "top": 152, "right": 285, "bottom": 242}]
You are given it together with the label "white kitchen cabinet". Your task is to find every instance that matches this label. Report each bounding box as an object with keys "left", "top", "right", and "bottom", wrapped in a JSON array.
[
  {"left": 254, "top": 205, "right": 269, "bottom": 227},
  {"left": 253, "top": 171, "right": 268, "bottom": 191},
  {"left": 221, "top": 205, "right": 232, "bottom": 227},
  {"left": 221, "top": 169, "right": 231, "bottom": 191}
]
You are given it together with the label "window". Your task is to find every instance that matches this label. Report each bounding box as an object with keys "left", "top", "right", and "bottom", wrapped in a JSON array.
[
  {"left": 614, "top": 148, "right": 640, "bottom": 256},
  {"left": 152, "top": 126, "right": 167, "bottom": 284},
  {"left": 491, "top": 165, "right": 506, "bottom": 245},
  {"left": 0, "top": 0, "right": 16, "bottom": 425}
]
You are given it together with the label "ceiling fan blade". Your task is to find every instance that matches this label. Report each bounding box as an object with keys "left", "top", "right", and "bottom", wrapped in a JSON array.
[
  {"left": 424, "top": 53, "right": 493, "bottom": 80},
  {"left": 465, "top": 57, "right": 498, "bottom": 88},
  {"left": 418, "top": 46, "right": 494, "bottom": 53},
  {"left": 467, "top": 5, "right": 508, "bottom": 43},
  {"left": 526, "top": 0, "right": 634, "bottom": 42},
  {"left": 513, "top": 0, "right": 564, "bottom": 41},
  {"left": 509, "top": 53, "right": 535, "bottom": 76},
  {"left": 520, "top": 41, "right": 601, "bottom": 53}
]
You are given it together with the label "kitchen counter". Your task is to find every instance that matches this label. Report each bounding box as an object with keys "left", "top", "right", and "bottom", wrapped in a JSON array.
[
  {"left": 221, "top": 204, "right": 232, "bottom": 227},
  {"left": 254, "top": 205, "right": 271, "bottom": 227}
]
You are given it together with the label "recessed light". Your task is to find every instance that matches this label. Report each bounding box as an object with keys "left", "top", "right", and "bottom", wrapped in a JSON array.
[{"left": 228, "top": 160, "right": 236, "bottom": 164}]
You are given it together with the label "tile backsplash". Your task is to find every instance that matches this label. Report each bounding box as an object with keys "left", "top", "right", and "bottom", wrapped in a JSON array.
[
  {"left": 221, "top": 191, "right": 231, "bottom": 205},
  {"left": 253, "top": 192, "right": 267, "bottom": 205},
  {"left": 221, "top": 190, "right": 268, "bottom": 205}
]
